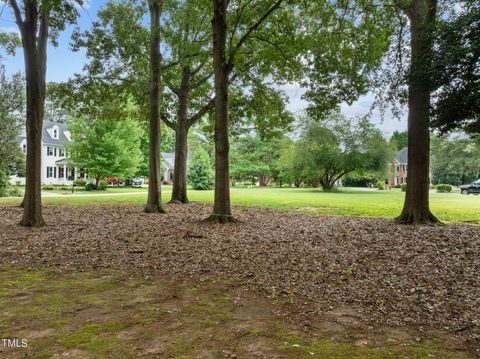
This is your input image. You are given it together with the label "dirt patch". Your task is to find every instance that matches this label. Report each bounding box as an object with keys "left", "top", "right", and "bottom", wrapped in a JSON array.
[{"left": 1, "top": 203, "right": 480, "bottom": 353}]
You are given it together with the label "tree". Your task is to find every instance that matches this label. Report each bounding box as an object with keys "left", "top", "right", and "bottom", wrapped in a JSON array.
[
  {"left": 187, "top": 148, "right": 214, "bottom": 190},
  {"left": 70, "top": 0, "right": 215, "bottom": 205},
  {"left": 209, "top": 0, "right": 289, "bottom": 222},
  {"left": 7, "top": 0, "right": 81, "bottom": 226},
  {"left": 144, "top": 0, "right": 166, "bottom": 213},
  {"left": 390, "top": 130, "right": 408, "bottom": 150},
  {"left": 68, "top": 115, "right": 143, "bottom": 186},
  {"left": 230, "top": 135, "right": 284, "bottom": 186},
  {"left": 0, "top": 66, "right": 25, "bottom": 196},
  {"left": 430, "top": 135, "right": 480, "bottom": 186},
  {"left": 394, "top": 0, "right": 440, "bottom": 224},
  {"left": 430, "top": 0, "right": 480, "bottom": 135},
  {"left": 286, "top": 113, "right": 391, "bottom": 192}
]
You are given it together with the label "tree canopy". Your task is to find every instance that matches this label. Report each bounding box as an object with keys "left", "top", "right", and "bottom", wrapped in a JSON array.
[{"left": 284, "top": 113, "right": 392, "bottom": 191}]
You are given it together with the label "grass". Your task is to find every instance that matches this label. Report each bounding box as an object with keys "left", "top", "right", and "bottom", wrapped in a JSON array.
[
  {"left": 1, "top": 186, "right": 479, "bottom": 224},
  {"left": 0, "top": 265, "right": 470, "bottom": 358}
]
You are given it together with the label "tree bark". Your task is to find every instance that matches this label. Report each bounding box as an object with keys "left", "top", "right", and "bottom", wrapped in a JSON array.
[
  {"left": 396, "top": 0, "right": 439, "bottom": 224},
  {"left": 15, "top": 1, "right": 48, "bottom": 227},
  {"left": 207, "top": 0, "right": 236, "bottom": 223},
  {"left": 145, "top": 0, "right": 166, "bottom": 213},
  {"left": 170, "top": 67, "right": 190, "bottom": 204}
]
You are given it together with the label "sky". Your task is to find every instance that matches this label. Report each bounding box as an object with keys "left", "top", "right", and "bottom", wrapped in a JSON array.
[{"left": 0, "top": 1, "right": 407, "bottom": 139}]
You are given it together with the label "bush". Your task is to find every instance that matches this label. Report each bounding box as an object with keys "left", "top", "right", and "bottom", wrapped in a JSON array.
[
  {"left": 376, "top": 181, "right": 385, "bottom": 190},
  {"left": 85, "top": 183, "right": 97, "bottom": 191},
  {"left": 401, "top": 183, "right": 407, "bottom": 192},
  {"left": 42, "top": 185, "right": 55, "bottom": 190},
  {"left": 188, "top": 148, "right": 214, "bottom": 190},
  {"left": 436, "top": 184, "right": 453, "bottom": 193},
  {"left": 0, "top": 169, "right": 8, "bottom": 197},
  {"left": 74, "top": 178, "right": 86, "bottom": 187},
  {"left": 98, "top": 179, "right": 107, "bottom": 190},
  {"left": 7, "top": 186, "right": 22, "bottom": 197}
]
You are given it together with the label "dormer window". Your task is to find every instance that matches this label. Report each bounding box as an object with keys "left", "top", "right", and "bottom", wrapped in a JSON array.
[{"left": 52, "top": 126, "right": 59, "bottom": 139}]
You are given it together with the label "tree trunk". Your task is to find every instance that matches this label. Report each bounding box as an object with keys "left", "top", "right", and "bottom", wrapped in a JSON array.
[
  {"left": 207, "top": 0, "right": 236, "bottom": 223},
  {"left": 396, "top": 0, "right": 439, "bottom": 224},
  {"left": 145, "top": 0, "right": 165, "bottom": 213},
  {"left": 17, "top": 4, "right": 48, "bottom": 227},
  {"left": 170, "top": 67, "right": 190, "bottom": 204}
]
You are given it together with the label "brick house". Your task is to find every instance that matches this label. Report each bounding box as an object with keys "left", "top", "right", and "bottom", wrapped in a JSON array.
[{"left": 389, "top": 147, "right": 408, "bottom": 187}]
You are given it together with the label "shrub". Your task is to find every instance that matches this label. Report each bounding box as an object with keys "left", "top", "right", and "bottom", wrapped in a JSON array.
[
  {"left": 436, "top": 184, "right": 453, "bottom": 193},
  {"left": 0, "top": 169, "right": 8, "bottom": 197},
  {"left": 401, "top": 183, "right": 407, "bottom": 192},
  {"left": 188, "top": 148, "right": 214, "bottom": 190},
  {"left": 74, "top": 178, "right": 86, "bottom": 187},
  {"left": 60, "top": 186, "right": 70, "bottom": 191},
  {"left": 98, "top": 179, "right": 107, "bottom": 190},
  {"left": 8, "top": 186, "right": 22, "bottom": 197},
  {"left": 85, "top": 183, "right": 97, "bottom": 191},
  {"left": 376, "top": 181, "right": 385, "bottom": 190},
  {"left": 42, "top": 185, "right": 55, "bottom": 190}
]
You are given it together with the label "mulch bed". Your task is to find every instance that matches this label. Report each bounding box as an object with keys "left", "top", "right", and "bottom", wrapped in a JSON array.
[{"left": 1, "top": 203, "right": 479, "bottom": 345}]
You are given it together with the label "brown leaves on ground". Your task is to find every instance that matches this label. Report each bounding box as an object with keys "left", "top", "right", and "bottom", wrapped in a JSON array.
[{"left": 1, "top": 203, "right": 479, "bottom": 346}]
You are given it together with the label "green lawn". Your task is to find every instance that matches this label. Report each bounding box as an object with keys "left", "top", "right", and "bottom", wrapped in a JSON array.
[{"left": 1, "top": 187, "right": 479, "bottom": 224}]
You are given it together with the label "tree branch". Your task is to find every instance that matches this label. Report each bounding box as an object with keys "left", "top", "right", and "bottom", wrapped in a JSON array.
[
  {"left": 9, "top": 0, "right": 23, "bottom": 29},
  {"left": 188, "top": 97, "right": 215, "bottom": 127},
  {"left": 161, "top": 112, "right": 176, "bottom": 129},
  {"left": 190, "top": 71, "right": 213, "bottom": 90},
  {"left": 227, "top": 0, "right": 284, "bottom": 71}
]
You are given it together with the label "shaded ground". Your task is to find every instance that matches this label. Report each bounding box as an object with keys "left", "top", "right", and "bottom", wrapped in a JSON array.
[
  {"left": 0, "top": 266, "right": 471, "bottom": 359},
  {"left": 1, "top": 203, "right": 479, "bottom": 357}
]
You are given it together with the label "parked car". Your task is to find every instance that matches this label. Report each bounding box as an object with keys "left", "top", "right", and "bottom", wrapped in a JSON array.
[
  {"left": 132, "top": 178, "right": 144, "bottom": 187},
  {"left": 460, "top": 180, "right": 480, "bottom": 195},
  {"left": 106, "top": 178, "right": 125, "bottom": 187}
]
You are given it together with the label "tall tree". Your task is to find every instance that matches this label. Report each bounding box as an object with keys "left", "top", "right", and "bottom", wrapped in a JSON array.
[
  {"left": 0, "top": 66, "right": 25, "bottom": 196},
  {"left": 430, "top": 134, "right": 480, "bottom": 186},
  {"left": 230, "top": 135, "right": 285, "bottom": 186},
  {"left": 69, "top": 0, "right": 215, "bottom": 205},
  {"left": 430, "top": 0, "right": 480, "bottom": 135},
  {"left": 285, "top": 113, "right": 391, "bottom": 191},
  {"left": 144, "top": 0, "right": 165, "bottom": 213},
  {"left": 394, "top": 0, "right": 439, "bottom": 224},
  {"left": 8, "top": 0, "right": 80, "bottom": 226},
  {"left": 209, "top": 0, "right": 287, "bottom": 223},
  {"left": 390, "top": 130, "right": 408, "bottom": 150}
]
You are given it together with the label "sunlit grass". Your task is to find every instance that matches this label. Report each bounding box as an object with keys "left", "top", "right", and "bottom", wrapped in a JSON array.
[{"left": 1, "top": 186, "right": 478, "bottom": 224}]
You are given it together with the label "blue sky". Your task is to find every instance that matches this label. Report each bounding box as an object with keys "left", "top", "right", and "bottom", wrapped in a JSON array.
[{"left": 0, "top": 1, "right": 406, "bottom": 138}]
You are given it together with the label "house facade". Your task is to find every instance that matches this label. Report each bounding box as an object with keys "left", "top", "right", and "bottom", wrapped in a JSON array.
[
  {"left": 9, "top": 121, "right": 87, "bottom": 186},
  {"left": 389, "top": 147, "right": 408, "bottom": 187},
  {"left": 10, "top": 121, "right": 182, "bottom": 186}
]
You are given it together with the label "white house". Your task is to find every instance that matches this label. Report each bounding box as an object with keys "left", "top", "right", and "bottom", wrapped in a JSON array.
[
  {"left": 9, "top": 121, "right": 86, "bottom": 186},
  {"left": 10, "top": 120, "right": 183, "bottom": 186}
]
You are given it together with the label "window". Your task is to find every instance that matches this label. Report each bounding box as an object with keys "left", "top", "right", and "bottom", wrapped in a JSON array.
[
  {"left": 47, "top": 147, "right": 53, "bottom": 156},
  {"left": 22, "top": 144, "right": 26, "bottom": 153},
  {"left": 58, "top": 167, "right": 64, "bottom": 179},
  {"left": 47, "top": 167, "right": 53, "bottom": 178},
  {"left": 58, "top": 148, "right": 65, "bottom": 157},
  {"left": 52, "top": 127, "right": 59, "bottom": 139}
]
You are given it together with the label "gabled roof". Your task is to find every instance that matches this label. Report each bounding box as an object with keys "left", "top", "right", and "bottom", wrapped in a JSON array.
[
  {"left": 42, "top": 121, "right": 71, "bottom": 145},
  {"left": 395, "top": 147, "right": 408, "bottom": 164}
]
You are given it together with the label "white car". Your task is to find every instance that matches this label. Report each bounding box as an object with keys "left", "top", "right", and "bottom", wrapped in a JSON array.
[{"left": 132, "top": 178, "right": 144, "bottom": 186}]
